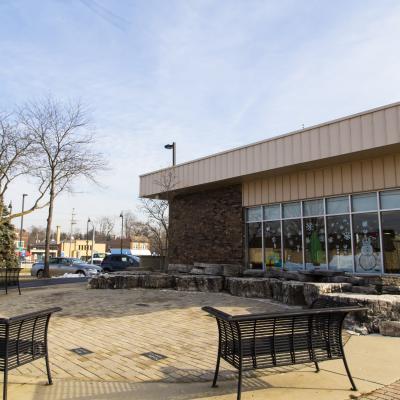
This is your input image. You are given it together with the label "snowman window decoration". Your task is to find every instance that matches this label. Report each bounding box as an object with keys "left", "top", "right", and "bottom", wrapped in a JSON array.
[{"left": 357, "top": 220, "right": 377, "bottom": 271}]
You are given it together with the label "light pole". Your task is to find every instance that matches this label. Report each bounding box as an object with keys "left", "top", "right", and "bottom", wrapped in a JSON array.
[
  {"left": 7, "top": 201, "right": 12, "bottom": 218},
  {"left": 90, "top": 220, "right": 95, "bottom": 264},
  {"left": 86, "top": 218, "right": 95, "bottom": 264},
  {"left": 86, "top": 218, "right": 90, "bottom": 260},
  {"left": 119, "top": 212, "right": 124, "bottom": 255},
  {"left": 164, "top": 142, "right": 176, "bottom": 166},
  {"left": 19, "top": 194, "right": 28, "bottom": 257}
]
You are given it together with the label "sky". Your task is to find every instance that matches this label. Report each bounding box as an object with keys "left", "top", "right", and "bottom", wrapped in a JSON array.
[{"left": 1, "top": 0, "right": 400, "bottom": 235}]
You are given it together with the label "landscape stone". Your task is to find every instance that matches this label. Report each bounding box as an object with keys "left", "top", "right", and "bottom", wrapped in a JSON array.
[
  {"left": 351, "top": 286, "right": 379, "bottom": 295},
  {"left": 141, "top": 273, "right": 174, "bottom": 289},
  {"left": 221, "top": 264, "right": 242, "bottom": 277},
  {"left": 354, "top": 326, "right": 369, "bottom": 335},
  {"left": 191, "top": 263, "right": 223, "bottom": 275},
  {"left": 281, "top": 281, "right": 306, "bottom": 305},
  {"left": 243, "top": 269, "right": 265, "bottom": 278},
  {"left": 175, "top": 275, "right": 223, "bottom": 292},
  {"left": 225, "top": 277, "right": 273, "bottom": 298},
  {"left": 168, "top": 264, "right": 192, "bottom": 274},
  {"left": 320, "top": 293, "right": 400, "bottom": 333},
  {"left": 379, "top": 321, "right": 400, "bottom": 337},
  {"left": 303, "top": 282, "right": 352, "bottom": 305}
]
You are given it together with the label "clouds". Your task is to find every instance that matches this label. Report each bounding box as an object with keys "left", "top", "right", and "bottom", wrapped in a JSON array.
[{"left": 1, "top": 0, "right": 400, "bottom": 231}]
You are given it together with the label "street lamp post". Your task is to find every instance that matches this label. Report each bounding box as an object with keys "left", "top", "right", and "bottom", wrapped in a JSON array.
[
  {"left": 19, "top": 194, "right": 28, "bottom": 258},
  {"left": 164, "top": 142, "right": 176, "bottom": 166},
  {"left": 87, "top": 218, "right": 95, "bottom": 264},
  {"left": 86, "top": 218, "right": 90, "bottom": 260},
  {"left": 91, "top": 223, "right": 95, "bottom": 265},
  {"left": 119, "top": 212, "right": 124, "bottom": 255}
]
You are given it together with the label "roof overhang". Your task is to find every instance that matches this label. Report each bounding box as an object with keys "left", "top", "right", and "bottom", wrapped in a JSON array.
[{"left": 140, "top": 102, "right": 400, "bottom": 199}]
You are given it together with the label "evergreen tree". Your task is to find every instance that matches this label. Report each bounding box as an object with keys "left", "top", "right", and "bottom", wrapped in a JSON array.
[{"left": 0, "top": 199, "right": 18, "bottom": 268}]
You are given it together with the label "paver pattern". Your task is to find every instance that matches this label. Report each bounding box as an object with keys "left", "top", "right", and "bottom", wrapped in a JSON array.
[
  {"left": 0, "top": 283, "right": 295, "bottom": 384},
  {"left": 359, "top": 380, "right": 400, "bottom": 400}
]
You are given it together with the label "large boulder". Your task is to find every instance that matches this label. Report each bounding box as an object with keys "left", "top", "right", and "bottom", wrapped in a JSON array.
[
  {"left": 167, "top": 264, "right": 192, "bottom": 274},
  {"left": 225, "top": 278, "right": 273, "bottom": 298},
  {"left": 379, "top": 321, "right": 400, "bottom": 337},
  {"left": 175, "top": 275, "right": 223, "bottom": 292},
  {"left": 320, "top": 293, "right": 400, "bottom": 333},
  {"left": 141, "top": 273, "right": 174, "bottom": 289},
  {"left": 303, "top": 282, "right": 352, "bottom": 305},
  {"left": 192, "top": 263, "right": 224, "bottom": 275},
  {"left": 221, "top": 264, "right": 242, "bottom": 277},
  {"left": 281, "top": 281, "right": 306, "bottom": 305},
  {"left": 243, "top": 269, "right": 265, "bottom": 278},
  {"left": 351, "top": 286, "right": 378, "bottom": 295}
]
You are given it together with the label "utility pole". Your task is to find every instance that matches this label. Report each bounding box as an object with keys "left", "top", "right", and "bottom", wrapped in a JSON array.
[{"left": 69, "top": 209, "right": 77, "bottom": 257}]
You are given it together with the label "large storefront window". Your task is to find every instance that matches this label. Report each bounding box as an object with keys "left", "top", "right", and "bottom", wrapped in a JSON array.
[
  {"left": 264, "top": 221, "right": 282, "bottom": 268},
  {"left": 381, "top": 211, "right": 400, "bottom": 274},
  {"left": 304, "top": 217, "right": 327, "bottom": 269},
  {"left": 244, "top": 189, "right": 400, "bottom": 274},
  {"left": 327, "top": 215, "right": 353, "bottom": 271},
  {"left": 247, "top": 222, "right": 263, "bottom": 269},
  {"left": 282, "top": 219, "right": 303, "bottom": 270},
  {"left": 353, "top": 213, "right": 382, "bottom": 273}
]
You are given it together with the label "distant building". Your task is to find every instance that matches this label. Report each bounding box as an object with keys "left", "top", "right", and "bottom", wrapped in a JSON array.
[
  {"left": 28, "top": 242, "right": 59, "bottom": 262},
  {"left": 104, "top": 237, "right": 151, "bottom": 256},
  {"left": 61, "top": 240, "right": 106, "bottom": 259}
]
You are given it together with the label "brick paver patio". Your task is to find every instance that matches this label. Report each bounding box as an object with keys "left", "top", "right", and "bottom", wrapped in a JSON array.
[
  {"left": 0, "top": 283, "right": 294, "bottom": 384},
  {"left": 359, "top": 380, "right": 400, "bottom": 400},
  {"left": 1, "top": 282, "right": 400, "bottom": 400}
]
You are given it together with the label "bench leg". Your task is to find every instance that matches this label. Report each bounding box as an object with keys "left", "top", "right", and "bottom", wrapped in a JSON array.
[
  {"left": 3, "top": 369, "right": 7, "bottom": 400},
  {"left": 212, "top": 353, "right": 220, "bottom": 387},
  {"left": 342, "top": 355, "right": 357, "bottom": 391},
  {"left": 314, "top": 361, "right": 320, "bottom": 373},
  {"left": 45, "top": 354, "right": 53, "bottom": 385},
  {"left": 17, "top": 281, "right": 21, "bottom": 295},
  {"left": 237, "top": 365, "right": 242, "bottom": 400}
]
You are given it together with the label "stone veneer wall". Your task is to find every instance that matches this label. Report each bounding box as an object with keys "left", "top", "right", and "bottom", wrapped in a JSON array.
[{"left": 168, "top": 184, "right": 243, "bottom": 265}]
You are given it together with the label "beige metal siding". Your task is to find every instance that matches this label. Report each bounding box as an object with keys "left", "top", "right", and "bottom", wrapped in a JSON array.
[
  {"left": 243, "top": 154, "right": 400, "bottom": 206},
  {"left": 140, "top": 102, "right": 400, "bottom": 197}
]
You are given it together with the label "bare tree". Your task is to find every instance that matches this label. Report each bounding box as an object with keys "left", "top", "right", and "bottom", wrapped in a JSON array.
[
  {"left": 19, "top": 97, "right": 106, "bottom": 277},
  {"left": 97, "top": 216, "right": 115, "bottom": 240},
  {"left": 140, "top": 169, "right": 177, "bottom": 265},
  {"left": 0, "top": 113, "right": 49, "bottom": 220}
]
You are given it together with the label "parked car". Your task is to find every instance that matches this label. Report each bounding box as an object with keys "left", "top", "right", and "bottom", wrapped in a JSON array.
[
  {"left": 31, "top": 257, "right": 103, "bottom": 278},
  {"left": 80, "top": 253, "right": 107, "bottom": 265},
  {"left": 101, "top": 254, "right": 139, "bottom": 272}
]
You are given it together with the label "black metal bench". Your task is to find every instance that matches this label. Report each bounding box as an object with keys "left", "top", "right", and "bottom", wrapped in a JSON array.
[
  {"left": 0, "top": 307, "right": 61, "bottom": 400},
  {"left": 203, "top": 305, "right": 367, "bottom": 400},
  {"left": 0, "top": 269, "right": 22, "bottom": 295}
]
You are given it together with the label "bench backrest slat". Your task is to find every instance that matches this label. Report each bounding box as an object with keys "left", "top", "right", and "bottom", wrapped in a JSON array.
[
  {"left": 0, "top": 307, "right": 61, "bottom": 372},
  {"left": 203, "top": 306, "right": 366, "bottom": 370}
]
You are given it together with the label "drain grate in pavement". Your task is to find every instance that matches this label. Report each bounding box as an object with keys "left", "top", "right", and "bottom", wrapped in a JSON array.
[
  {"left": 135, "top": 303, "right": 150, "bottom": 307},
  {"left": 70, "top": 348, "right": 93, "bottom": 356},
  {"left": 141, "top": 352, "right": 167, "bottom": 361}
]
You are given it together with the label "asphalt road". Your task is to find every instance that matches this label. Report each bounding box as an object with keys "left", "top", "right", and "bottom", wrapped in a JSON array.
[{"left": 20, "top": 277, "right": 88, "bottom": 288}]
